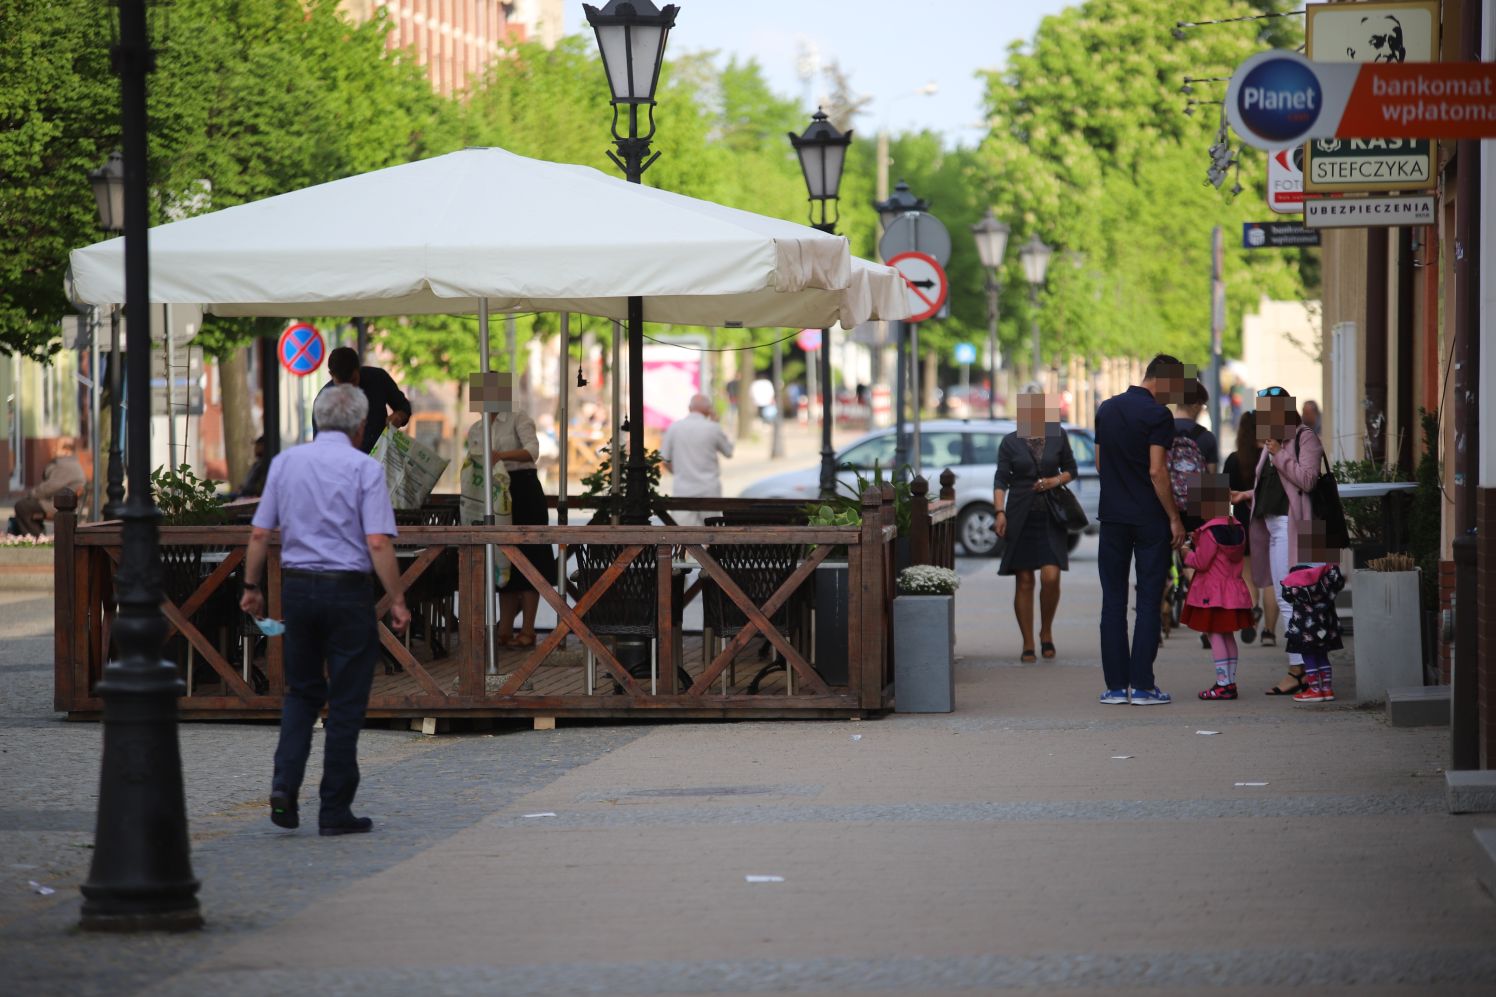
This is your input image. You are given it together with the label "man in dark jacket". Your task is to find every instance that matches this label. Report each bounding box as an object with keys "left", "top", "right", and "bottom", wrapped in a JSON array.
[{"left": 316, "top": 347, "right": 412, "bottom": 453}]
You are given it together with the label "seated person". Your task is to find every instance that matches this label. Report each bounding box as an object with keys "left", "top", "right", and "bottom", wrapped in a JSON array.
[{"left": 14, "top": 438, "right": 86, "bottom": 535}]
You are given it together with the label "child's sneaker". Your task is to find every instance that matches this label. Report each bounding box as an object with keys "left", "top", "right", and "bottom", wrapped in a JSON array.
[
  {"left": 1293, "top": 685, "right": 1335, "bottom": 703},
  {"left": 1130, "top": 687, "right": 1172, "bottom": 705},
  {"left": 1198, "top": 683, "right": 1238, "bottom": 700},
  {"left": 1099, "top": 688, "right": 1130, "bottom": 705}
]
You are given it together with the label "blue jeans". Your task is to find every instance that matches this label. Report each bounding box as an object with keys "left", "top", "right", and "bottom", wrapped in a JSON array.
[
  {"left": 1097, "top": 519, "right": 1172, "bottom": 692},
  {"left": 272, "top": 574, "right": 378, "bottom": 825}
]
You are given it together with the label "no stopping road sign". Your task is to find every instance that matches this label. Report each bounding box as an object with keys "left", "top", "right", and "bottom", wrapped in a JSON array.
[
  {"left": 278, "top": 322, "right": 326, "bottom": 377},
  {"left": 886, "top": 251, "right": 949, "bottom": 324}
]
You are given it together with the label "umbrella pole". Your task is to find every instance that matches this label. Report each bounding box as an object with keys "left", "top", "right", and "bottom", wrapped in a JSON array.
[
  {"left": 557, "top": 312, "right": 569, "bottom": 590},
  {"left": 625, "top": 295, "right": 648, "bottom": 524},
  {"left": 911, "top": 321, "right": 922, "bottom": 480},
  {"left": 479, "top": 299, "right": 497, "bottom": 677},
  {"left": 610, "top": 319, "right": 622, "bottom": 526}
]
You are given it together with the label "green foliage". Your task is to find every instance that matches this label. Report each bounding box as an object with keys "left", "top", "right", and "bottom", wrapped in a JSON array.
[
  {"left": 805, "top": 461, "right": 913, "bottom": 539},
  {"left": 579, "top": 444, "right": 664, "bottom": 512},
  {"left": 150, "top": 463, "right": 225, "bottom": 525},
  {"left": 1331, "top": 455, "right": 1397, "bottom": 547},
  {"left": 973, "top": 0, "right": 1309, "bottom": 364},
  {"left": 1409, "top": 411, "right": 1442, "bottom": 610}
]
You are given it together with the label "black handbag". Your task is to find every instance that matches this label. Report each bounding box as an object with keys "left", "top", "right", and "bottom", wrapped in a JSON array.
[
  {"left": 1295, "top": 431, "right": 1349, "bottom": 549},
  {"left": 1046, "top": 484, "right": 1088, "bottom": 533}
]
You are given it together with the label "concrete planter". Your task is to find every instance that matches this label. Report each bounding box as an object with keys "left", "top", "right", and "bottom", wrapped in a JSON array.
[
  {"left": 893, "top": 594, "right": 954, "bottom": 713},
  {"left": 0, "top": 544, "right": 56, "bottom": 591},
  {"left": 1351, "top": 568, "right": 1422, "bottom": 703}
]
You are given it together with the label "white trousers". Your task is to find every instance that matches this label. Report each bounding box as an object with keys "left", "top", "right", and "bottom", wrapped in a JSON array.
[{"left": 1265, "top": 515, "right": 1303, "bottom": 667}]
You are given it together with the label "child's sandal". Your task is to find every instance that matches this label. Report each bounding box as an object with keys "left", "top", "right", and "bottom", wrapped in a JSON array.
[{"left": 1198, "top": 683, "right": 1238, "bottom": 700}]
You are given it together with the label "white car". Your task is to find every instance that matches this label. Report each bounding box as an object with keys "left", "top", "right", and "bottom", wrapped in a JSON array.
[{"left": 738, "top": 419, "right": 1101, "bottom": 556}]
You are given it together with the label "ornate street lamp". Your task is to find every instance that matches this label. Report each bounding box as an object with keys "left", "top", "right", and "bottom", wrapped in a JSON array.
[
  {"left": 585, "top": 0, "right": 678, "bottom": 523},
  {"left": 88, "top": 152, "right": 127, "bottom": 519},
  {"left": 970, "top": 209, "right": 1010, "bottom": 420},
  {"left": 1018, "top": 232, "right": 1053, "bottom": 386},
  {"left": 874, "top": 178, "right": 927, "bottom": 231},
  {"left": 789, "top": 108, "right": 852, "bottom": 498},
  {"left": 80, "top": 0, "right": 202, "bottom": 933}
]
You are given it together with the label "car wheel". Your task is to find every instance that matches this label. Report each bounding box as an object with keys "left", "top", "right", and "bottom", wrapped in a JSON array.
[{"left": 958, "top": 503, "right": 1000, "bottom": 557}]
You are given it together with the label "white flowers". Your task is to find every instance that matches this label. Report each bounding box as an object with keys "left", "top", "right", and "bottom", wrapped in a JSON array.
[
  {"left": 897, "top": 565, "right": 960, "bottom": 596},
  {"left": 0, "top": 534, "right": 54, "bottom": 547}
]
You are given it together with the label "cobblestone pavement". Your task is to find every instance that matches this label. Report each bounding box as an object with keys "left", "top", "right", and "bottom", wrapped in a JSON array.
[{"left": 2, "top": 543, "right": 1495, "bottom": 995}]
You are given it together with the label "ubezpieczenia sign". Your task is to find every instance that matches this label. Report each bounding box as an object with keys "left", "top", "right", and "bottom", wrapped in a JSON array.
[{"left": 1225, "top": 50, "right": 1496, "bottom": 151}]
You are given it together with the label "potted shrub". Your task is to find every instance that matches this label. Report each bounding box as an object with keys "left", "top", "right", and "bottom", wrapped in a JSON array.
[{"left": 893, "top": 564, "right": 960, "bottom": 713}]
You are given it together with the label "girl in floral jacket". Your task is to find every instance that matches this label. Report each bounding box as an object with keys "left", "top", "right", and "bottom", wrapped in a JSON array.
[{"left": 1281, "top": 562, "right": 1346, "bottom": 703}]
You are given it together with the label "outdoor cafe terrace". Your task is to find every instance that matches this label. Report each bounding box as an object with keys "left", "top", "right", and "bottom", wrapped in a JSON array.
[{"left": 50, "top": 478, "right": 957, "bottom": 724}]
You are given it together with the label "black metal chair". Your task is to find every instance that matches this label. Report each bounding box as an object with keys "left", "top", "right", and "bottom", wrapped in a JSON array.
[
  {"left": 697, "top": 535, "right": 805, "bottom": 694},
  {"left": 572, "top": 543, "right": 690, "bottom": 694}
]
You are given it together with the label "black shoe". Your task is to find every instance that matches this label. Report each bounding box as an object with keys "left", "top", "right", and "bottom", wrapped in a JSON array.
[
  {"left": 1199, "top": 633, "right": 1211, "bottom": 649},
  {"left": 269, "top": 791, "right": 299, "bottom": 829},
  {"left": 319, "top": 816, "right": 373, "bottom": 837}
]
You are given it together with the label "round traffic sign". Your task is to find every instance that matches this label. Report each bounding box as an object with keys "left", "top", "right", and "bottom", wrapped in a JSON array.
[
  {"left": 278, "top": 322, "right": 325, "bottom": 377},
  {"left": 886, "top": 251, "right": 949, "bottom": 324},
  {"left": 879, "top": 211, "right": 952, "bottom": 266},
  {"left": 954, "top": 342, "right": 978, "bottom": 365},
  {"left": 796, "top": 328, "right": 823, "bottom": 352}
]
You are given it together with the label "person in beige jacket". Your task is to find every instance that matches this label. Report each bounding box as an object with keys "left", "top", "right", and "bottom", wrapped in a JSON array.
[{"left": 14, "top": 438, "right": 86, "bottom": 535}]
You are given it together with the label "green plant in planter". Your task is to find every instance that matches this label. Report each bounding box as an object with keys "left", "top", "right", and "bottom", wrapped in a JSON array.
[
  {"left": 1408, "top": 410, "right": 1443, "bottom": 612},
  {"left": 1331, "top": 454, "right": 1397, "bottom": 547},
  {"left": 579, "top": 444, "right": 663, "bottom": 516},
  {"left": 150, "top": 464, "right": 227, "bottom": 526},
  {"left": 802, "top": 461, "right": 913, "bottom": 538}
]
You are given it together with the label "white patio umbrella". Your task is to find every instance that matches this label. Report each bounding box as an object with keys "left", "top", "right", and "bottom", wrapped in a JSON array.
[
  {"left": 68, "top": 146, "right": 907, "bottom": 328},
  {"left": 69, "top": 146, "right": 910, "bottom": 673}
]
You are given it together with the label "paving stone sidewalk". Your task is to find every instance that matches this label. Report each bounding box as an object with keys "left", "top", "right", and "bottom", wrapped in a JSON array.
[{"left": 1, "top": 541, "right": 1494, "bottom": 995}]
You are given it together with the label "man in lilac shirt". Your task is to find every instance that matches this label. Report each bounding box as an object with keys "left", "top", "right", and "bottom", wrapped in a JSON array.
[{"left": 240, "top": 384, "right": 410, "bottom": 836}]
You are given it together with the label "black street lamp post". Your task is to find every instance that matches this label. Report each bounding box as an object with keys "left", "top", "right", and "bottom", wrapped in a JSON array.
[
  {"left": 585, "top": 0, "right": 678, "bottom": 524},
  {"left": 88, "top": 151, "right": 127, "bottom": 519},
  {"left": 80, "top": 0, "right": 202, "bottom": 933},
  {"left": 873, "top": 179, "right": 928, "bottom": 475},
  {"left": 1018, "top": 233, "right": 1053, "bottom": 389},
  {"left": 970, "top": 209, "right": 1010, "bottom": 421},
  {"left": 788, "top": 108, "right": 852, "bottom": 499}
]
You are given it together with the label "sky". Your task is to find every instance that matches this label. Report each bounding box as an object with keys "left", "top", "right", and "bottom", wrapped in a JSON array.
[{"left": 562, "top": 0, "right": 1076, "bottom": 145}]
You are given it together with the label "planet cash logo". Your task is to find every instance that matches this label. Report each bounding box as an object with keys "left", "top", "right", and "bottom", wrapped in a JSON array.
[{"left": 1237, "top": 56, "right": 1323, "bottom": 143}]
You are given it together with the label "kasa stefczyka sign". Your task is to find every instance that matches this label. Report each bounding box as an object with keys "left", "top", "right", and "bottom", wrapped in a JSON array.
[{"left": 1226, "top": 49, "right": 1496, "bottom": 150}]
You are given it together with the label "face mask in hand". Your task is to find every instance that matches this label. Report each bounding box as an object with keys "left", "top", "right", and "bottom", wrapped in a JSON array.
[{"left": 253, "top": 616, "right": 286, "bottom": 637}]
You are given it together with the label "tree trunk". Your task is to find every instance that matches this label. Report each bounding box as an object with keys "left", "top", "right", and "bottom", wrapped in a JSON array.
[
  {"left": 220, "top": 346, "right": 254, "bottom": 486},
  {"left": 734, "top": 347, "right": 753, "bottom": 441}
]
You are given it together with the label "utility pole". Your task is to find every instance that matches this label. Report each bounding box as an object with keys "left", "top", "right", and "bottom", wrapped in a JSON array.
[{"left": 1209, "top": 224, "right": 1224, "bottom": 441}]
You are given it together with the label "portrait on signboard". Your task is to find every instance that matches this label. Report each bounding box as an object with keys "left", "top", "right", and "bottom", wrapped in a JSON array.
[{"left": 1304, "top": 0, "right": 1440, "bottom": 193}]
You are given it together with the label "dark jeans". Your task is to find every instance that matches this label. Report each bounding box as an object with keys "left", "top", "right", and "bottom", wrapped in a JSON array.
[
  {"left": 272, "top": 573, "right": 378, "bottom": 825},
  {"left": 14, "top": 496, "right": 45, "bottom": 536},
  {"left": 1097, "top": 518, "right": 1172, "bottom": 692}
]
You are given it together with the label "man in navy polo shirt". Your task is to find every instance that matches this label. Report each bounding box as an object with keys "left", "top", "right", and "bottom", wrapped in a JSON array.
[{"left": 1093, "top": 354, "right": 1189, "bottom": 705}]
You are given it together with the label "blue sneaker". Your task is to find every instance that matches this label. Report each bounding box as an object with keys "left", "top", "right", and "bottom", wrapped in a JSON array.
[
  {"left": 1099, "top": 688, "right": 1130, "bottom": 705},
  {"left": 1130, "top": 687, "right": 1172, "bottom": 705}
]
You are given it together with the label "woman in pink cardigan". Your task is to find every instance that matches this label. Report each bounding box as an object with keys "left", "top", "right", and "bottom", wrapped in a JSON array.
[{"left": 1229, "top": 388, "right": 1325, "bottom": 696}]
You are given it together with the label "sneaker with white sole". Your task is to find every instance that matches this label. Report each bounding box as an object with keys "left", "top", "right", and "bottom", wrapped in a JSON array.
[
  {"left": 1130, "top": 687, "right": 1172, "bottom": 705},
  {"left": 1099, "top": 688, "right": 1130, "bottom": 705}
]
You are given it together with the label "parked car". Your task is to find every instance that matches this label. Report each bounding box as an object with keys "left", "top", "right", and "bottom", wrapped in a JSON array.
[{"left": 738, "top": 419, "right": 1100, "bottom": 556}]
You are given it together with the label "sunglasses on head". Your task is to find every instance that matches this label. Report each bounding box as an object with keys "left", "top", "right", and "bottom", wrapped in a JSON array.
[{"left": 1256, "top": 386, "right": 1288, "bottom": 398}]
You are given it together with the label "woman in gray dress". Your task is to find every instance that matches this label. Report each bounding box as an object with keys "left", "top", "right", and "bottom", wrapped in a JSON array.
[{"left": 994, "top": 391, "right": 1078, "bottom": 662}]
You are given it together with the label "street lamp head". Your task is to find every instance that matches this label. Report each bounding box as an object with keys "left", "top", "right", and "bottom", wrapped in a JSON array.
[
  {"left": 88, "top": 150, "right": 126, "bottom": 233},
  {"left": 970, "top": 209, "right": 1010, "bottom": 270},
  {"left": 583, "top": 0, "right": 679, "bottom": 106},
  {"left": 874, "top": 179, "right": 928, "bottom": 229},
  {"left": 1018, "top": 232, "right": 1053, "bottom": 288},
  {"left": 788, "top": 108, "right": 852, "bottom": 230}
]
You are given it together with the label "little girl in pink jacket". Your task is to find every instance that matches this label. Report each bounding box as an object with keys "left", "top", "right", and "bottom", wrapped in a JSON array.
[{"left": 1182, "top": 477, "right": 1255, "bottom": 700}]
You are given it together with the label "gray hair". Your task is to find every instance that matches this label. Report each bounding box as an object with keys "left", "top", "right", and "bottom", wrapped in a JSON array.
[{"left": 314, "top": 384, "right": 369, "bottom": 437}]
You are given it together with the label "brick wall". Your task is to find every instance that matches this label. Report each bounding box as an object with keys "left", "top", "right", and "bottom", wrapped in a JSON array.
[
  {"left": 1478, "top": 489, "right": 1496, "bottom": 768},
  {"left": 1440, "top": 559, "right": 1456, "bottom": 684}
]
